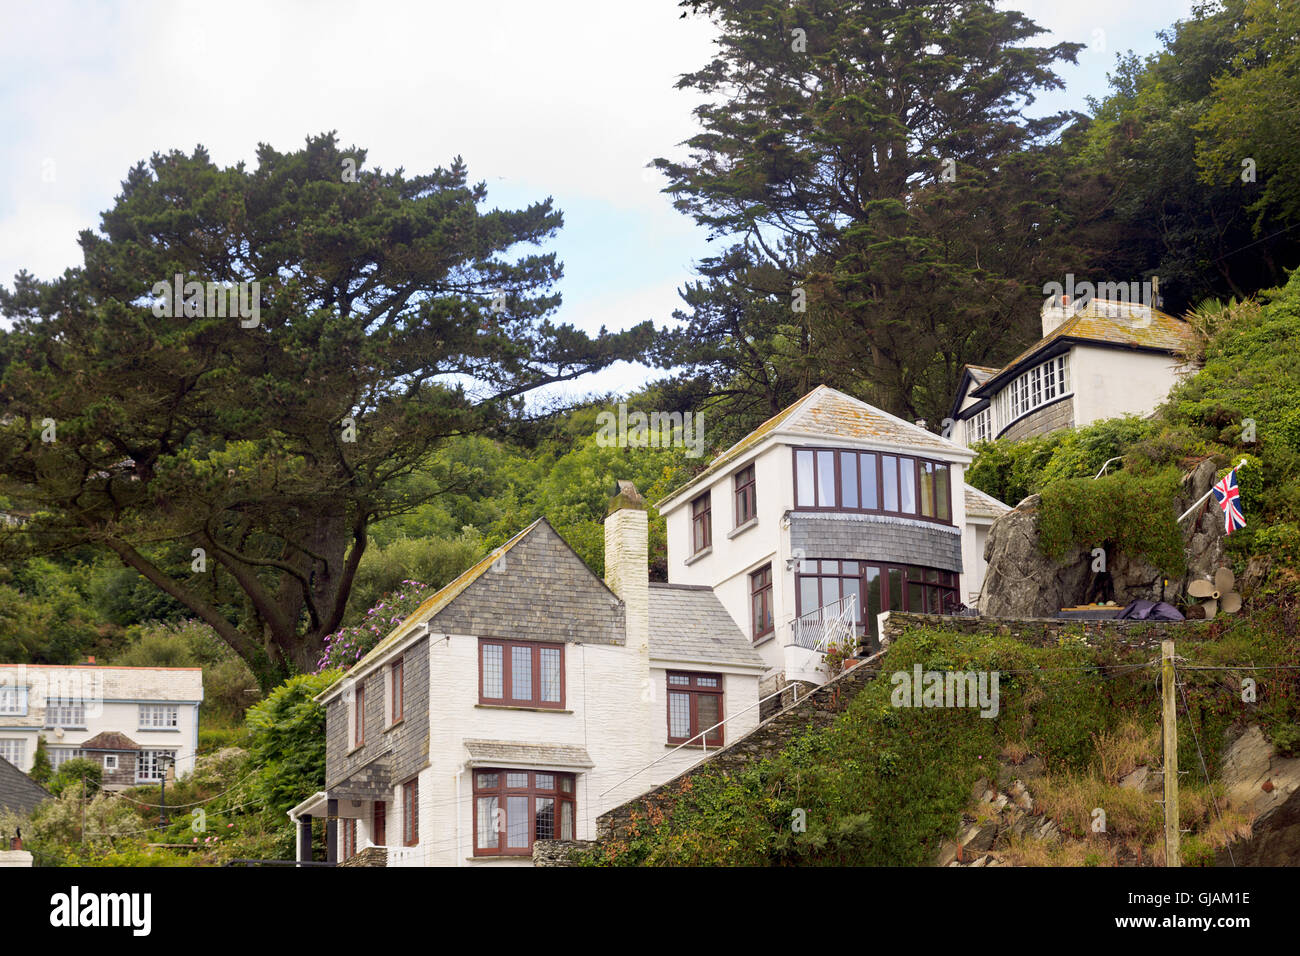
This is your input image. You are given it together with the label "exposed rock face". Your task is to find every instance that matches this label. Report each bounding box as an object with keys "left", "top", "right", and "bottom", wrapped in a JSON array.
[
  {"left": 978, "top": 458, "right": 1228, "bottom": 618},
  {"left": 1216, "top": 725, "right": 1300, "bottom": 866}
]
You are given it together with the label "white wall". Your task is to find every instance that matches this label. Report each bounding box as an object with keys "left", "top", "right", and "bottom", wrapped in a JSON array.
[{"left": 1070, "top": 344, "right": 1185, "bottom": 425}]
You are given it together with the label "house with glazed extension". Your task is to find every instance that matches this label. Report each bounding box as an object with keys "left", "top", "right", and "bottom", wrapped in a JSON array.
[
  {"left": 948, "top": 296, "right": 1193, "bottom": 447},
  {"left": 654, "top": 385, "right": 1003, "bottom": 696},
  {"left": 0, "top": 663, "right": 204, "bottom": 788},
  {"left": 289, "top": 484, "right": 765, "bottom": 866}
]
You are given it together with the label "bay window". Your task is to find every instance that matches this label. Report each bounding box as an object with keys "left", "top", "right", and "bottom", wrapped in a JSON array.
[
  {"left": 793, "top": 448, "right": 952, "bottom": 524},
  {"left": 473, "top": 769, "right": 576, "bottom": 856}
]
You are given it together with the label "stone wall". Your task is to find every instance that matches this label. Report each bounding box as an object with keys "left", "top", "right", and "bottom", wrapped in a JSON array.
[
  {"left": 881, "top": 611, "right": 1215, "bottom": 650},
  {"left": 338, "top": 845, "right": 387, "bottom": 868},
  {"left": 999, "top": 396, "right": 1073, "bottom": 443},
  {"left": 532, "top": 839, "right": 595, "bottom": 866},
  {"left": 594, "top": 658, "right": 880, "bottom": 844}
]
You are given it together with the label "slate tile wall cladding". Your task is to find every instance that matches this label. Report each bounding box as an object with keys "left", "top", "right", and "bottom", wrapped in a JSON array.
[
  {"left": 430, "top": 521, "right": 625, "bottom": 646},
  {"left": 326, "top": 636, "right": 430, "bottom": 797},
  {"left": 789, "top": 512, "right": 963, "bottom": 571},
  {"left": 1000, "top": 396, "right": 1073, "bottom": 443}
]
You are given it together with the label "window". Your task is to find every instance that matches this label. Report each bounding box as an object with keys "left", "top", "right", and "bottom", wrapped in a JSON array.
[
  {"left": 0, "top": 685, "right": 27, "bottom": 716},
  {"left": 137, "top": 749, "right": 176, "bottom": 783},
  {"left": 139, "top": 704, "right": 179, "bottom": 729},
  {"left": 750, "top": 565, "right": 774, "bottom": 641},
  {"left": 373, "top": 801, "right": 386, "bottom": 846},
  {"left": 969, "top": 408, "right": 992, "bottom": 445},
  {"left": 402, "top": 778, "right": 419, "bottom": 846},
  {"left": 479, "top": 640, "right": 564, "bottom": 708},
  {"left": 48, "top": 747, "right": 83, "bottom": 770},
  {"left": 391, "top": 658, "right": 404, "bottom": 724},
  {"left": 342, "top": 818, "right": 357, "bottom": 861},
  {"left": 103, "top": 754, "right": 119, "bottom": 771},
  {"left": 796, "top": 561, "right": 960, "bottom": 644},
  {"left": 352, "top": 683, "right": 366, "bottom": 747},
  {"left": 666, "top": 672, "right": 724, "bottom": 747},
  {"left": 44, "top": 698, "right": 86, "bottom": 729},
  {"left": 691, "top": 492, "right": 712, "bottom": 553},
  {"left": 792, "top": 448, "right": 951, "bottom": 524},
  {"left": 1006, "top": 354, "right": 1070, "bottom": 421},
  {"left": 0, "top": 738, "right": 25, "bottom": 767},
  {"left": 473, "top": 769, "right": 575, "bottom": 856},
  {"left": 733, "top": 465, "right": 756, "bottom": 526}
]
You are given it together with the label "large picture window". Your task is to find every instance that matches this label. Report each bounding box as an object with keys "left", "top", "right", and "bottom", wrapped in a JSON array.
[
  {"left": 796, "top": 560, "right": 960, "bottom": 644},
  {"left": 666, "top": 671, "right": 724, "bottom": 747},
  {"left": 793, "top": 448, "right": 951, "bottom": 524},
  {"left": 473, "top": 769, "right": 576, "bottom": 856},
  {"left": 479, "top": 640, "right": 565, "bottom": 709}
]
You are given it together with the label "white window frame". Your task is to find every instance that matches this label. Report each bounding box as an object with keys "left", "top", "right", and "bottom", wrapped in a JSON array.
[
  {"left": 103, "top": 754, "right": 119, "bottom": 771},
  {"left": 139, "top": 703, "right": 180, "bottom": 730},
  {"left": 136, "top": 749, "right": 176, "bottom": 783},
  {"left": 0, "top": 685, "right": 28, "bottom": 716},
  {"left": 49, "top": 747, "right": 84, "bottom": 770},
  {"left": 44, "top": 698, "right": 86, "bottom": 729},
  {"left": 0, "top": 738, "right": 25, "bottom": 767},
  {"left": 970, "top": 407, "right": 992, "bottom": 445},
  {"left": 1005, "top": 354, "right": 1071, "bottom": 424}
]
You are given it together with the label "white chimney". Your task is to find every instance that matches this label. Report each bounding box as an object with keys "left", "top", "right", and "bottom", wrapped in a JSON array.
[
  {"left": 604, "top": 480, "right": 650, "bottom": 654},
  {"left": 1041, "top": 293, "right": 1073, "bottom": 337}
]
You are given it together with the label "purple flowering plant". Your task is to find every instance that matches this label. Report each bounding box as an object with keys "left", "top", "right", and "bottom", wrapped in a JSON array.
[{"left": 315, "top": 579, "right": 437, "bottom": 673}]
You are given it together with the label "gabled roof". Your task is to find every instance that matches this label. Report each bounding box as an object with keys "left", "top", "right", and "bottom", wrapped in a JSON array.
[
  {"left": 948, "top": 365, "right": 998, "bottom": 422},
  {"left": 0, "top": 756, "right": 50, "bottom": 816},
  {"left": 648, "top": 583, "right": 766, "bottom": 669},
  {"left": 657, "top": 385, "right": 972, "bottom": 511},
  {"left": 964, "top": 483, "right": 1013, "bottom": 521},
  {"left": 973, "top": 300, "right": 1191, "bottom": 399}
]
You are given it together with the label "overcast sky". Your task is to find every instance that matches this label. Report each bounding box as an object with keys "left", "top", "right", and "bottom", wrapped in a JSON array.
[{"left": 0, "top": 0, "right": 1196, "bottom": 402}]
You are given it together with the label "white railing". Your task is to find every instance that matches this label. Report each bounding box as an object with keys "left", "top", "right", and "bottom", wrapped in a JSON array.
[{"left": 791, "top": 595, "right": 858, "bottom": 653}]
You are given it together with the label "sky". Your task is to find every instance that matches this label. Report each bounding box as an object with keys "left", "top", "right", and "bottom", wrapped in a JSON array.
[{"left": 0, "top": 0, "right": 1198, "bottom": 403}]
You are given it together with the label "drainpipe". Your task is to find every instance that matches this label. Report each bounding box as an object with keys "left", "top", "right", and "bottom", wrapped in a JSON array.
[{"left": 455, "top": 767, "right": 465, "bottom": 866}]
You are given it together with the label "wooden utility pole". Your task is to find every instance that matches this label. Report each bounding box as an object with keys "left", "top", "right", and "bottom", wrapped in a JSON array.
[{"left": 1161, "top": 640, "right": 1180, "bottom": 867}]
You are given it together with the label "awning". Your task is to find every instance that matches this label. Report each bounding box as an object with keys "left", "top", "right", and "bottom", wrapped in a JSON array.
[{"left": 462, "top": 739, "right": 595, "bottom": 771}]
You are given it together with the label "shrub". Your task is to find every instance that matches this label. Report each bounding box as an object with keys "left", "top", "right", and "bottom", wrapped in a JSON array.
[{"left": 48, "top": 758, "right": 102, "bottom": 798}]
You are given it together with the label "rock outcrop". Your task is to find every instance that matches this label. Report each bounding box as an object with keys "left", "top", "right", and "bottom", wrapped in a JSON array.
[
  {"left": 1216, "top": 725, "right": 1300, "bottom": 865},
  {"left": 978, "top": 458, "right": 1228, "bottom": 618}
]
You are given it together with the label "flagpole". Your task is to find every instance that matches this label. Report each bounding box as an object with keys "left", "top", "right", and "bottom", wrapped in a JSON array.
[{"left": 1177, "top": 458, "right": 1248, "bottom": 523}]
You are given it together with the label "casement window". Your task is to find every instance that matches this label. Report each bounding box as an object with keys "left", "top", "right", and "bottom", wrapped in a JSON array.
[
  {"left": 1006, "top": 354, "right": 1070, "bottom": 421},
  {"left": 352, "top": 684, "right": 366, "bottom": 747},
  {"left": 473, "top": 769, "right": 575, "bottom": 856},
  {"left": 373, "top": 801, "right": 387, "bottom": 846},
  {"left": 341, "top": 818, "right": 357, "bottom": 861},
  {"left": 969, "top": 408, "right": 992, "bottom": 445},
  {"left": 666, "top": 671, "right": 724, "bottom": 747},
  {"left": 0, "top": 738, "right": 25, "bottom": 767},
  {"left": 691, "top": 492, "right": 712, "bottom": 553},
  {"left": 479, "top": 639, "right": 564, "bottom": 708},
  {"left": 733, "top": 464, "right": 757, "bottom": 527},
  {"left": 136, "top": 749, "right": 176, "bottom": 783},
  {"left": 103, "top": 754, "right": 119, "bottom": 771},
  {"left": 48, "top": 747, "right": 84, "bottom": 770},
  {"left": 139, "top": 704, "right": 179, "bottom": 729},
  {"left": 793, "top": 448, "right": 952, "bottom": 524},
  {"left": 0, "top": 685, "right": 28, "bottom": 716},
  {"left": 390, "top": 658, "right": 404, "bottom": 724},
  {"left": 44, "top": 698, "right": 86, "bottom": 729},
  {"left": 796, "top": 560, "right": 960, "bottom": 644},
  {"left": 750, "top": 565, "right": 774, "bottom": 641},
  {"left": 402, "top": 778, "right": 419, "bottom": 846}
]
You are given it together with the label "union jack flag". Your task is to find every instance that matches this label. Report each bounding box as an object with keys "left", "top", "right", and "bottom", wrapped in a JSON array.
[{"left": 1211, "top": 468, "right": 1246, "bottom": 535}]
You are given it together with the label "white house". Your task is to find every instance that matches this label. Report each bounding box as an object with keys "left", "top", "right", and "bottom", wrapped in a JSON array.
[
  {"left": 949, "top": 296, "right": 1193, "bottom": 447},
  {"left": 654, "top": 385, "right": 1000, "bottom": 694},
  {"left": 290, "top": 483, "right": 765, "bottom": 866},
  {"left": 0, "top": 663, "right": 204, "bottom": 788}
]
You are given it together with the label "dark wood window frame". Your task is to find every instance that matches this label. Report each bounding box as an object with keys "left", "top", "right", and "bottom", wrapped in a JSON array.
[
  {"left": 795, "top": 560, "right": 960, "bottom": 644},
  {"left": 733, "top": 464, "right": 757, "bottom": 527},
  {"left": 691, "top": 491, "right": 713, "bottom": 553},
  {"left": 472, "top": 769, "right": 576, "bottom": 857},
  {"left": 373, "top": 800, "right": 386, "bottom": 847},
  {"left": 478, "top": 639, "right": 566, "bottom": 709},
  {"left": 750, "top": 564, "right": 774, "bottom": 641},
  {"left": 402, "top": 778, "right": 419, "bottom": 846},
  {"left": 391, "top": 657, "right": 404, "bottom": 724},
  {"left": 666, "top": 671, "right": 725, "bottom": 747},
  {"left": 792, "top": 447, "right": 953, "bottom": 525},
  {"left": 353, "top": 683, "right": 365, "bottom": 748}
]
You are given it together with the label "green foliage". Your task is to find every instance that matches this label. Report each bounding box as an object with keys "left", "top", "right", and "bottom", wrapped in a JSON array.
[
  {"left": 318, "top": 582, "right": 437, "bottom": 671},
  {"left": 244, "top": 670, "right": 341, "bottom": 820},
  {"left": 48, "top": 758, "right": 103, "bottom": 798},
  {"left": 29, "top": 734, "right": 52, "bottom": 785},
  {"left": 343, "top": 530, "right": 485, "bottom": 625},
  {"left": 1037, "top": 470, "right": 1187, "bottom": 577}
]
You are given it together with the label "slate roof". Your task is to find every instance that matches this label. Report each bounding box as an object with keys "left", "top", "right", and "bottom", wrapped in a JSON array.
[
  {"left": 80, "top": 731, "right": 140, "bottom": 752},
  {"left": 648, "top": 583, "right": 766, "bottom": 668},
  {"left": 0, "top": 755, "right": 50, "bottom": 816},
  {"left": 658, "top": 385, "right": 971, "bottom": 510},
  {"left": 973, "top": 299, "right": 1191, "bottom": 398},
  {"left": 964, "top": 484, "right": 1013, "bottom": 521},
  {"left": 463, "top": 739, "right": 595, "bottom": 769}
]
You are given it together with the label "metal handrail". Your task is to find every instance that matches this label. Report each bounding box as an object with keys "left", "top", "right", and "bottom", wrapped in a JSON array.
[
  {"left": 598, "top": 685, "right": 790, "bottom": 798},
  {"left": 791, "top": 594, "right": 858, "bottom": 652},
  {"left": 1094, "top": 457, "right": 1124, "bottom": 479}
]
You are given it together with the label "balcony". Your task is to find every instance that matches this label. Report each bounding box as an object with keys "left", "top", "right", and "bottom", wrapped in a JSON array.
[{"left": 786, "top": 595, "right": 860, "bottom": 685}]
